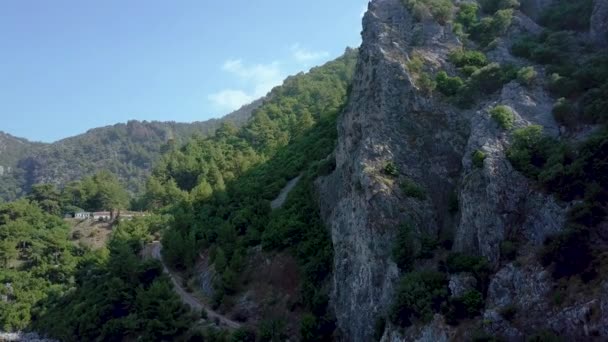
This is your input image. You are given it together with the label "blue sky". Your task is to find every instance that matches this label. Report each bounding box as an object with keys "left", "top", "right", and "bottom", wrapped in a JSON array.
[{"left": 0, "top": 0, "right": 368, "bottom": 142}]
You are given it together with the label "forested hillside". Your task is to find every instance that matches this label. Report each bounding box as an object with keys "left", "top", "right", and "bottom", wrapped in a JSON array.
[{"left": 0, "top": 98, "right": 262, "bottom": 203}]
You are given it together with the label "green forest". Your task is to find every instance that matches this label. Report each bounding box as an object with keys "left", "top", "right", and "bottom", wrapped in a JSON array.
[{"left": 0, "top": 49, "right": 357, "bottom": 341}]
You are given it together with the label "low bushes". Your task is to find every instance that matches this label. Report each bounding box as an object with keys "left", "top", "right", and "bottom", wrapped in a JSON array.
[
  {"left": 490, "top": 105, "right": 515, "bottom": 130},
  {"left": 401, "top": 178, "right": 426, "bottom": 200},
  {"left": 472, "top": 150, "right": 487, "bottom": 168},
  {"left": 517, "top": 66, "right": 537, "bottom": 86},
  {"left": 403, "top": 0, "right": 454, "bottom": 24},
  {"left": 436, "top": 71, "right": 464, "bottom": 96},
  {"left": 389, "top": 271, "right": 449, "bottom": 327}
]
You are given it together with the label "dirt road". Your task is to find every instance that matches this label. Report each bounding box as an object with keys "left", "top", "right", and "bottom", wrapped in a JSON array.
[{"left": 149, "top": 242, "right": 242, "bottom": 330}]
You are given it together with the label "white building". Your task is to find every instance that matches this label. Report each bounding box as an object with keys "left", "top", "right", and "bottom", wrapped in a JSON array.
[
  {"left": 93, "top": 212, "right": 112, "bottom": 221},
  {"left": 74, "top": 212, "right": 91, "bottom": 219}
]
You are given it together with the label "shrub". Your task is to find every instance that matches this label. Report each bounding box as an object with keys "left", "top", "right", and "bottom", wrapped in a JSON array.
[
  {"left": 469, "top": 63, "right": 514, "bottom": 95},
  {"left": 393, "top": 223, "right": 415, "bottom": 271},
  {"left": 490, "top": 105, "right": 515, "bottom": 130},
  {"left": 499, "top": 305, "right": 517, "bottom": 321},
  {"left": 389, "top": 271, "right": 449, "bottom": 327},
  {"left": 540, "top": 0, "right": 594, "bottom": 31},
  {"left": 527, "top": 330, "right": 563, "bottom": 342},
  {"left": 373, "top": 317, "right": 386, "bottom": 341},
  {"left": 506, "top": 125, "right": 548, "bottom": 177},
  {"left": 449, "top": 50, "right": 488, "bottom": 68},
  {"left": 72, "top": 230, "right": 83, "bottom": 240},
  {"left": 446, "top": 253, "right": 490, "bottom": 275},
  {"left": 418, "top": 234, "right": 439, "bottom": 259},
  {"left": 469, "top": 10, "right": 514, "bottom": 46},
  {"left": 540, "top": 226, "right": 593, "bottom": 279},
  {"left": 406, "top": 55, "right": 424, "bottom": 73},
  {"left": 472, "top": 150, "right": 487, "bottom": 168},
  {"left": 448, "top": 191, "right": 459, "bottom": 214},
  {"left": 581, "top": 84, "right": 608, "bottom": 124},
  {"left": 455, "top": 3, "right": 480, "bottom": 29},
  {"left": 404, "top": 0, "right": 454, "bottom": 24},
  {"left": 517, "top": 66, "right": 537, "bottom": 86},
  {"left": 445, "top": 290, "right": 485, "bottom": 323},
  {"left": 445, "top": 253, "right": 491, "bottom": 291},
  {"left": 479, "top": 0, "right": 520, "bottom": 14},
  {"left": 401, "top": 178, "right": 426, "bottom": 200},
  {"left": 384, "top": 162, "right": 399, "bottom": 177},
  {"left": 500, "top": 241, "right": 517, "bottom": 261},
  {"left": 547, "top": 74, "right": 579, "bottom": 98},
  {"left": 552, "top": 98, "right": 577, "bottom": 127},
  {"left": 418, "top": 72, "right": 437, "bottom": 95},
  {"left": 436, "top": 71, "right": 464, "bottom": 96}
]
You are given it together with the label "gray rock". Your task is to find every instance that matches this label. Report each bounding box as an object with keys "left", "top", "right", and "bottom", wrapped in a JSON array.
[
  {"left": 380, "top": 316, "right": 452, "bottom": 342},
  {"left": 449, "top": 273, "right": 477, "bottom": 298},
  {"left": 592, "top": 0, "right": 608, "bottom": 46},
  {"left": 487, "top": 263, "right": 552, "bottom": 311},
  {"left": 0, "top": 332, "right": 57, "bottom": 342}
]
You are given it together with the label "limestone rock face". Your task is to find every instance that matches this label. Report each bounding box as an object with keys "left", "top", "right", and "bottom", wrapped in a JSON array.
[
  {"left": 318, "top": 0, "right": 600, "bottom": 340},
  {"left": 591, "top": 0, "right": 608, "bottom": 46},
  {"left": 318, "top": 0, "right": 466, "bottom": 339}
]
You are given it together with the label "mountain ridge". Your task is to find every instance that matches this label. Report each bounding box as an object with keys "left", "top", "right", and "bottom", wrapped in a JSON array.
[{"left": 0, "top": 97, "right": 264, "bottom": 201}]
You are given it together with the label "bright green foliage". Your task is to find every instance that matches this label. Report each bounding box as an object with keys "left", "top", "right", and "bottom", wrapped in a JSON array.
[
  {"left": 455, "top": 3, "right": 480, "bottom": 29},
  {"left": 449, "top": 50, "right": 488, "bottom": 69},
  {"left": 517, "top": 66, "right": 537, "bottom": 86},
  {"left": 401, "top": 178, "right": 426, "bottom": 200},
  {"left": 392, "top": 223, "right": 415, "bottom": 271},
  {"left": 436, "top": 71, "right": 464, "bottom": 96},
  {"left": 403, "top": 0, "right": 454, "bottom": 24},
  {"left": 62, "top": 170, "right": 130, "bottom": 212},
  {"left": 540, "top": 0, "right": 593, "bottom": 31},
  {"left": 472, "top": 150, "right": 487, "bottom": 168},
  {"left": 418, "top": 72, "right": 437, "bottom": 95},
  {"left": 455, "top": 2, "right": 514, "bottom": 46},
  {"left": 0, "top": 200, "right": 78, "bottom": 331},
  {"left": 490, "top": 105, "right": 515, "bottom": 130},
  {"left": 34, "top": 217, "right": 194, "bottom": 341},
  {"left": 406, "top": 55, "right": 424, "bottom": 74},
  {"left": 389, "top": 271, "right": 449, "bottom": 327},
  {"left": 142, "top": 51, "right": 357, "bottom": 337},
  {"left": 470, "top": 63, "right": 516, "bottom": 95}
]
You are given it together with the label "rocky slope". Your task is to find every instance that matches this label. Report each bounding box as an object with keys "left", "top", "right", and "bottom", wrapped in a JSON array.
[
  {"left": 0, "top": 99, "right": 263, "bottom": 201},
  {"left": 319, "top": 0, "right": 607, "bottom": 340}
]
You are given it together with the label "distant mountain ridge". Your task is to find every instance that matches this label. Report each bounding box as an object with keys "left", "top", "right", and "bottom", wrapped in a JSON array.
[{"left": 0, "top": 98, "right": 264, "bottom": 201}]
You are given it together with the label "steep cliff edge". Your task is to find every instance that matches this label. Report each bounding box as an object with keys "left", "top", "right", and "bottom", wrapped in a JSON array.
[{"left": 319, "top": 0, "right": 606, "bottom": 340}]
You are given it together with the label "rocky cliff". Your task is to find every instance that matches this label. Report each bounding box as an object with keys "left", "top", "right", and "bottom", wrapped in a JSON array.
[
  {"left": 592, "top": 0, "right": 608, "bottom": 46},
  {"left": 318, "top": 0, "right": 606, "bottom": 340}
]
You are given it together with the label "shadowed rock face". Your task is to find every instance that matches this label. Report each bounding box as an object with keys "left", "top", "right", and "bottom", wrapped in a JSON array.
[
  {"left": 316, "top": 0, "right": 606, "bottom": 340},
  {"left": 592, "top": 0, "right": 608, "bottom": 46}
]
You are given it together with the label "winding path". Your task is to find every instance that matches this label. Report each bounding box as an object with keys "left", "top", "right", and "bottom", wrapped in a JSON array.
[{"left": 149, "top": 242, "right": 242, "bottom": 330}]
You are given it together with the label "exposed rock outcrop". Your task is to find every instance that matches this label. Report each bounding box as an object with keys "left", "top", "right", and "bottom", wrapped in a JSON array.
[
  {"left": 317, "top": 0, "right": 590, "bottom": 340},
  {"left": 592, "top": 0, "right": 608, "bottom": 46}
]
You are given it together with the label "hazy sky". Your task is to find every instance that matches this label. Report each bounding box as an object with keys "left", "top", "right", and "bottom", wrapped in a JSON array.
[{"left": 0, "top": 0, "right": 368, "bottom": 142}]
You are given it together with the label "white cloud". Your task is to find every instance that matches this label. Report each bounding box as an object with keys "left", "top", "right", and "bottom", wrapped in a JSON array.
[
  {"left": 290, "top": 43, "right": 330, "bottom": 63},
  {"left": 207, "top": 90, "right": 255, "bottom": 112},
  {"left": 208, "top": 60, "right": 285, "bottom": 112}
]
